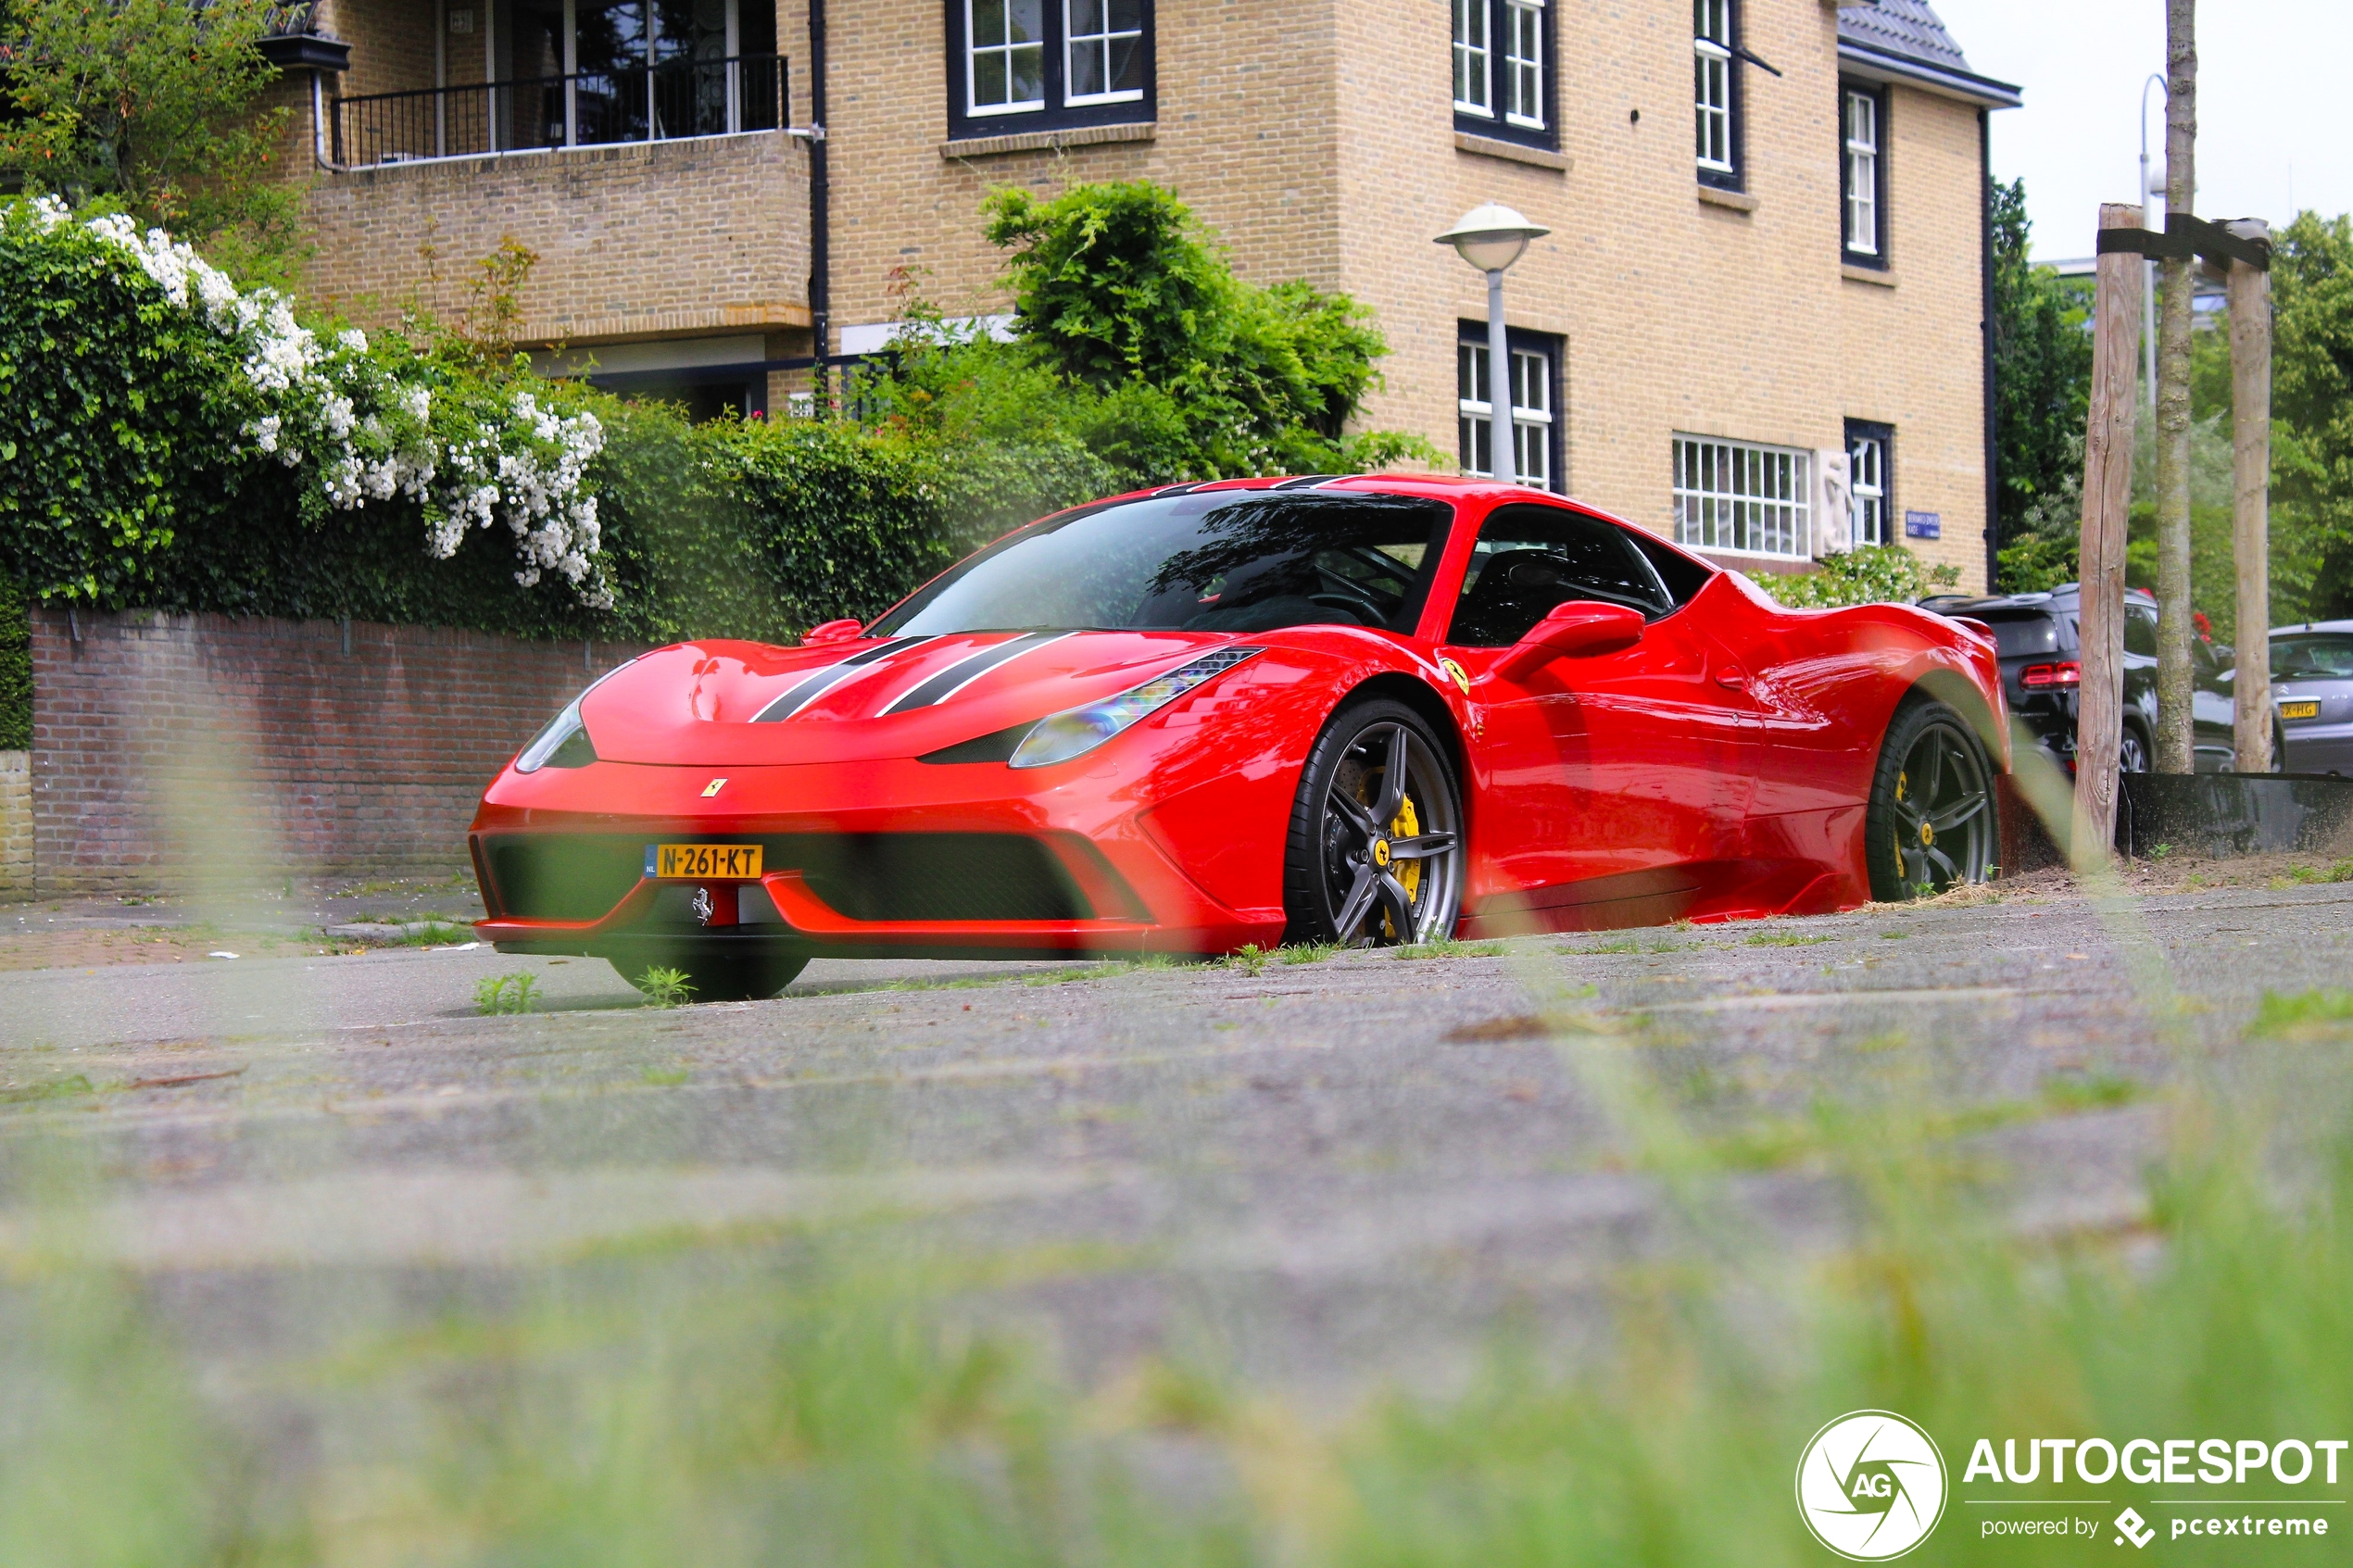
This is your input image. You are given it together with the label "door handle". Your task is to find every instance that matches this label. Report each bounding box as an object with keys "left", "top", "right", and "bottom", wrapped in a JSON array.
[{"left": 1716, "top": 668, "right": 1748, "bottom": 690}]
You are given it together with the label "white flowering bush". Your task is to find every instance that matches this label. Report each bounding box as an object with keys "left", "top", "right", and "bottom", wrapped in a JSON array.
[{"left": 10, "top": 197, "right": 609, "bottom": 605}]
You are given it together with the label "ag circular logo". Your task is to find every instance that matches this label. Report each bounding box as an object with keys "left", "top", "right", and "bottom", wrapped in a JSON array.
[{"left": 1795, "top": 1410, "right": 1947, "bottom": 1561}]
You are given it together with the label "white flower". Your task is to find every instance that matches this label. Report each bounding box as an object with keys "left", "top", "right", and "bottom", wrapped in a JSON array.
[{"left": 34, "top": 201, "right": 613, "bottom": 608}]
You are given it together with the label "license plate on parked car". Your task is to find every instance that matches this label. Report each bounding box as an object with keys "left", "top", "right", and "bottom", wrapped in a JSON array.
[
  {"left": 645, "top": 844, "right": 764, "bottom": 879},
  {"left": 2280, "top": 701, "right": 2322, "bottom": 721}
]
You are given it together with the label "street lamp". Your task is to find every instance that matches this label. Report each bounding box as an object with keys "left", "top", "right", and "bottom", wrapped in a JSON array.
[
  {"left": 1435, "top": 203, "right": 1550, "bottom": 485},
  {"left": 2140, "top": 72, "right": 2166, "bottom": 410}
]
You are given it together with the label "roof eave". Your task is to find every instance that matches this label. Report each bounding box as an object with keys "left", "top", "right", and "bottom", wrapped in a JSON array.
[{"left": 1836, "top": 40, "right": 2022, "bottom": 108}]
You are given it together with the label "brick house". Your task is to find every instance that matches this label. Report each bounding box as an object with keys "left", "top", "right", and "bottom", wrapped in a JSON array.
[{"left": 259, "top": 0, "right": 2019, "bottom": 587}]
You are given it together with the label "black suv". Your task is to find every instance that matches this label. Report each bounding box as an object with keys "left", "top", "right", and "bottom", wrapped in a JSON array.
[{"left": 1918, "top": 585, "right": 2233, "bottom": 774}]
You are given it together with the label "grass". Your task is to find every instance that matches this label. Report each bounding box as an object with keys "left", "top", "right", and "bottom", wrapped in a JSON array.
[
  {"left": 474, "top": 972, "right": 539, "bottom": 1016},
  {"left": 1392, "top": 937, "right": 1508, "bottom": 960},
  {"left": 2251, "top": 987, "right": 2353, "bottom": 1036},
  {"left": 635, "top": 965, "right": 696, "bottom": 1008},
  {"left": 0, "top": 1074, "right": 94, "bottom": 1107},
  {"left": 2271, "top": 860, "right": 2353, "bottom": 889},
  {"left": 1743, "top": 932, "right": 1834, "bottom": 947}
]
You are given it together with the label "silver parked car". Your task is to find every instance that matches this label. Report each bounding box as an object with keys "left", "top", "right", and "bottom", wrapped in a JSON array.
[{"left": 2266, "top": 621, "right": 2353, "bottom": 775}]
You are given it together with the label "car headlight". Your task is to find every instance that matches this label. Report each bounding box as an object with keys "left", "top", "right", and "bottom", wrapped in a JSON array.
[
  {"left": 1010, "top": 647, "right": 1263, "bottom": 770},
  {"left": 513, "top": 659, "right": 638, "bottom": 773}
]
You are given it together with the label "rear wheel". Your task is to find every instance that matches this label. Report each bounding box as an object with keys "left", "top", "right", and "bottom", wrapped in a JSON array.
[
  {"left": 1282, "top": 699, "right": 1465, "bottom": 947},
  {"left": 610, "top": 952, "right": 810, "bottom": 1003},
  {"left": 1867, "top": 698, "right": 1998, "bottom": 901}
]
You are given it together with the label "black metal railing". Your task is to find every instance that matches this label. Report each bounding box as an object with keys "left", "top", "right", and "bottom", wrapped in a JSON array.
[{"left": 329, "top": 54, "right": 786, "bottom": 168}]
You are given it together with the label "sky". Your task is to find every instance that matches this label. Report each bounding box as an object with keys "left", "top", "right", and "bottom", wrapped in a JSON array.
[{"left": 1946, "top": 0, "right": 2351, "bottom": 260}]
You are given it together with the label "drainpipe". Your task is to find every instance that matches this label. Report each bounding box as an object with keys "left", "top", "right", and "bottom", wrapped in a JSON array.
[
  {"left": 311, "top": 69, "right": 341, "bottom": 172},
  {"left": 808, "top": 0, "right": 830, "bottom": 405},
  {"left": 1979, "top": 106, "right": 1999, "bottom": 593}
]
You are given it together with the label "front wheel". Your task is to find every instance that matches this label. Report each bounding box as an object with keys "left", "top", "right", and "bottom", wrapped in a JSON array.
[
  {"left": 1867, "top": 698, "right": 1999, "bottom": 901},
  {"left": 610, "top": 952, "right": 811, "bottom": 1003},
  {"left": 1282, "top": 699, "right": 1466, "bottom": 946}
]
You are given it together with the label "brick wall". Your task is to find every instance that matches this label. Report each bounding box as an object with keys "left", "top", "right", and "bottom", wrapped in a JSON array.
[
  {"left": 29, "top": 611, "right": 651, "bottom": 896},
  {"left": 298, "top": 130, "right": 813, "bottom": 349},
  {"left": 0, "top": 753, "right": 27, "bottom": 901}
]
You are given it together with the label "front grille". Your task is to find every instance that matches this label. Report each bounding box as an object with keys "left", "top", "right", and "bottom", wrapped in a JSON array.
[
  {"left": 482, "top": 832, "right": 1092, "bottom": 923},
  {"left": 798, "top": 834, "right": 1091, "bottom": 922},
  {"left": 485, "top": 835, "right": 647, "bottom": 922}
]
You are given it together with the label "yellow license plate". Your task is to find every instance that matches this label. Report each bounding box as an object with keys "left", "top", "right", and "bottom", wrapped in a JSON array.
[
  {"left": 2281, "top": 701, "right": 2322, "bottom": 721},
  {"left": 645, "top": 843, "right": 764, "bottom": 880}
]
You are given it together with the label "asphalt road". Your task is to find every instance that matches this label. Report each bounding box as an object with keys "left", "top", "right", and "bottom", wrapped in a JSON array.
[{"left": 3, "top": 865, "right": 2349, "bottom": 1415}]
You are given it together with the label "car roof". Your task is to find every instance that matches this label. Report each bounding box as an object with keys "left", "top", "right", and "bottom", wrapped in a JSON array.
[
  {"left": 1923, "top": 583, "right": 2160, "bottom": 617},
  {"left": 1078, "top": 472, "right": 1723, "bottom": 579}
]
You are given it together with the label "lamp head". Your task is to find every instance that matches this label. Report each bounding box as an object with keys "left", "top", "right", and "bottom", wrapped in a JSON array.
[{"left": 1434, "top": 202, "right": 1551, "bottom": 273}]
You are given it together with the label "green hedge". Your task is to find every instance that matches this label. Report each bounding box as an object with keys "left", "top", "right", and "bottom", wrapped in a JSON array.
[{"left": 0, "top": 575, "right": 28, "bottom": 751}]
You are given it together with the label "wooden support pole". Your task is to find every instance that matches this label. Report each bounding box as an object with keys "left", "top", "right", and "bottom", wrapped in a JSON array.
[
  {"left": 2227, "top": 218, "right": 2274, "bottom": 774},
  {"left": 2153, "top": 0, "right": 2199, "bottom": 772},
  {"left": 2073, "top": 204, "right": 2146, "bottom": 864}
]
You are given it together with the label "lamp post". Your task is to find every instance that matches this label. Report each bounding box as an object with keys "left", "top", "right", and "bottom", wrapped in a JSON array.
[
  {"left": 1435, "top": 204, "right": 1550, "bottom": 484},
  {"left": 2139, "top": 72, "right": 2166, "bottom": 409}
]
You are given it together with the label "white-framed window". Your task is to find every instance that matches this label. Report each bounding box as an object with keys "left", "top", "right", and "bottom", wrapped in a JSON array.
[
  {"left": 1847, "top": 424, "right": 1890, "bottom": 546},
  {"left": 1453, "top": 0, "right": 1491, "bottom": 117},
  {"left": 1694, "top": 0, "right": 1733, "bottom": 175},
  {"left": 1673, "top": 434, "right": 1811, "bottom": 559},
  {"left": 1064, "top": 0, "right": 1144, "bottom": 104},
  {"left": 1459, "top": 339, "right": 1556, "bottom": 490},
  {"left": 967, "top": 0, "right": 1046, "bottom": 115},
  {"left": 1503, "top": 0, "right": 1543, "bottom": 128},
  {"left": 1843, "top": 86, "right": 1881, "bottom": 257}
]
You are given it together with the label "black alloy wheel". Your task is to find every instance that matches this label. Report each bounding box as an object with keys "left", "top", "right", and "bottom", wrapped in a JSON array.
[
  {"left": 1866, "top": 698, "right": 1999, "bottom": 901},
  {"left": 608, "top": 951, "right": 811, "bottom": 1003},
  {"left": 1282, "top": 698, "right": 1465, "bottom": 946}
]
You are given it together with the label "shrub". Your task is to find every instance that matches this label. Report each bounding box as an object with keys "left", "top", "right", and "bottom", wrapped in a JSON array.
[
  {"left": 2, "top": 198, "right": 611, "bottom": 617},
  {"left": 0, "top": 573, "right": 27, "bottom": 750},
  {"left": 856, "top": 181, "right": 1441, "bottom": 484},
  {"left": 1755, "top": 545, "right": 1960, "bottom": 609}
]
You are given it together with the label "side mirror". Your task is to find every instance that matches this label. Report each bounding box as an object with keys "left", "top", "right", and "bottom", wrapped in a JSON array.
[
  {"left": 800, "top": 618, "right": 865, "bottom": 647},
  {"left": 1495, "top": 600, "right": 1644, "bottom": 682}
]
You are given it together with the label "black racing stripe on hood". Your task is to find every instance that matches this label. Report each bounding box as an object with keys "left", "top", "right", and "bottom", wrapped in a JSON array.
[
  {"left": 750, "top": 637, "right": 934, "bottom": 722},
  {"left": 879, "top": 632, "right": 1071, "bottom": 716}
]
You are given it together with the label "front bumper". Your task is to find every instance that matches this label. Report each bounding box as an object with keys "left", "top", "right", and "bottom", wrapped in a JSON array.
[{"left": 470, "top": 754, "right": 1290, "bottom": 960}]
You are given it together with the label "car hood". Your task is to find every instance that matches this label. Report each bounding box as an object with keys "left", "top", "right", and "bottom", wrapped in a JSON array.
[{"left": 574, "top": 630, "right": 1275, "bottom": 766}]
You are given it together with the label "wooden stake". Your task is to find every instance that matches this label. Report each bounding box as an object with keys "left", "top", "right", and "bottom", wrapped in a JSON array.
[
  {"left": 2153, "top": 0, "right": 2198, "bottom": 772},
  {"left": 2073, "top": 205, "right": 2146, "bottom": 864},
  {"left": 2227, "top": 218, "right": 2274, "bottom": 774}
]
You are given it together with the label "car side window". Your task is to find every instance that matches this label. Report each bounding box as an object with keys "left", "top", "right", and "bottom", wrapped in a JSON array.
[
  {"left": 2124, "top": 607, "right": 2158, "bottom": 659},
  {"left": 1447, "top": 505, "right": 1673, "bottom": 646}
]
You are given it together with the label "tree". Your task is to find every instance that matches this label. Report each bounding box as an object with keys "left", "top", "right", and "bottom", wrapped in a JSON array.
[
  {"left": 1989, "top": 178, "right": 2094, "bottom": 591},
  {"left": 0, "top": 0, "right": 300, "bottom": 278},
  {"left": 974, "top": 181, "right": 1435, "bottom": 479},
  {"left": 2268, "top": 211, "right": 2353, "bottom": 621}
]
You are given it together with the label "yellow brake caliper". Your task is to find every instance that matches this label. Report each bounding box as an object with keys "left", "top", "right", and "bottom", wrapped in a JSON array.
[
  {"left": 1894, "top": 767, "right": 1908, "bottom": 869},
  {"left": 1379, "top": 789, "right": 1422, "bottom": 940}
]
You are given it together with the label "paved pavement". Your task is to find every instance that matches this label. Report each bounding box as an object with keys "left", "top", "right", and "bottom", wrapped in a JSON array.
[{"left": 3, "top": 861, "right": 2349, "bottom": 1417}]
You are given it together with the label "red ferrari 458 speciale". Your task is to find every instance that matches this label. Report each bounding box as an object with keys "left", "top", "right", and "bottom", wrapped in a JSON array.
[{"left": 472, "top": 475, "right": 2010, "bottom": 997}]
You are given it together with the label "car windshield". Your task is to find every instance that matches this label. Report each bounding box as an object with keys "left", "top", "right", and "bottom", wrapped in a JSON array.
[
  {"left": 868, "top": 492, "right": 1455, "bottom": 637},
  {"left": 1973, "top": 610, "right": 2065, "bottom": 661},
  {"left": 2271, "top": 633, "right": 2353, "bottom": 680}
]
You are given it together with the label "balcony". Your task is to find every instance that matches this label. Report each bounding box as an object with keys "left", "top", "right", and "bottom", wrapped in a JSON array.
[{"left": 327, "top": 53, "right": 786, "bottom": 168}]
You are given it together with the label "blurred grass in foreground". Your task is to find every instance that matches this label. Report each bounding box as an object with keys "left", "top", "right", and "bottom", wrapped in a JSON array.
[{"left": 3, "top": 995, "right": 2351, "bottom": 1566}]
